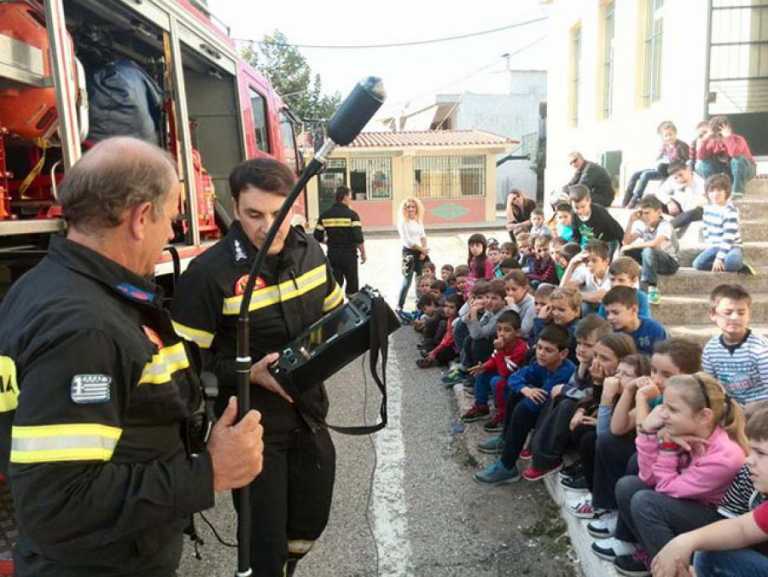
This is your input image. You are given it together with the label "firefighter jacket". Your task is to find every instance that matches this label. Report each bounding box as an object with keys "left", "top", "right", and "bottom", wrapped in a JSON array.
[
  {"left": 171, "top": 222, "right": 344, "bottom": 433},
  {"left": 0, "top": 236, "right": 214, "bottom": 577},
  {"left": 313, "top": 202, "right": 364, "bottom": 251}
]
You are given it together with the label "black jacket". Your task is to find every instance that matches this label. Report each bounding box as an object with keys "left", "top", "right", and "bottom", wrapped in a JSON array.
[
  {"left": 0, "top": 236, "right": 213, "bottom": 577},
  {"left": 568, "top": 161, "right": 615, "bottom": 207},
  {"left": 171, "top": 222, "right": 343, "bottom": 433},
  {"left": 313, "top": 202, "right": 364, "bottom": 251}
]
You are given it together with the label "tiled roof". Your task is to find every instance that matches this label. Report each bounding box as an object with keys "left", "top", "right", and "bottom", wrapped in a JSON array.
[{"left": 343, "top": 129, "right": 517, "bottom": 148}]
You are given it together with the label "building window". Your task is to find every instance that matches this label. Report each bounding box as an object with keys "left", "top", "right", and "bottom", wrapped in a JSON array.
[
  {"left": 249, "top": 88, "right": 269, "bottom": 153},
  {"left": 642, "top": 0, "right": 664, "bottom": 106},
  {"left": 570, "top": 25, "right": 582, "bottom": 127},
  {"left": 413, "top": 156, "right": 485, "bottom": 199},
  {"left": 601, "top": 2, "right": 616, "bottom": 119},
  {"left": 349, "top": 158, "right": 392, "bottom": 200}
]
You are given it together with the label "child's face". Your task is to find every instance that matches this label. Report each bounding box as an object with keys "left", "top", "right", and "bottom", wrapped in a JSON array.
[
  {"left": 575, "top": 334, "right": 599, "bottom": 365},
  {"left": 609, "top": 273, "right": 637, "bottom": 288},
  {"left": 535, "top": 338, "right": 566, "bottom": 369},
  {"left": 535, "top": 242, "right": 550, "bottom": 260},
  {"left": 572, "top": 198, "right": 591, "bottom": 219},
  {"left": 441, "top": 268, "right": 452, "bottom": 281},
  {"left": 550, "top": 298, "right": 580, "bottom": 326},
  {"left": 556, "top": 211, "right": 572, "bottom": 226},
  {"left": 640, "top": 206, "right": 663, "bottom": 227},
  {"left": 708, "top": 187, "right": 729, "bottom": 206},
  {"left": 660, "top": 128, "right": 677, "bottom": 144},
  {"left": 590, "top": 342, "right": 620, "bottom": 382},
  {"left": 710, "top": 297, "right": 751, "bottom": 343},
  {"left": 650, "top": 352, "right": 681, "bottom": 390},
  {"left": 418, "top": 279, "right": 432, "bottom": 294},
  {"left": 659, "top": 384, "right": 700, "bottom": 437},
  {"left": 456, "top": 275, "right": 468, "bottom": 292},
  {"left": 604, "top": 302, "right": 638, "bottom": 331},
  {"left": 746, "top": 438, "right": 768, "bottom": 494},
  {"left": 534, "top": 296, "right": 551, "bottom": 318},
  {"left": 444, "top": 302, "right": 457, "bottom": 318},
  {"left": 496, "top": 321, "right": 518, "bottom": 345},
  {"left": 488, "top": 247, "right": 501, "bottom": 265},
  {"left": 430, "top": 288, "right": 441, "bottom": 299},
  {"left": 486, "top": 293, "right": 506, "bottom": 313},
  {"left": 587, "top": 254, "right": 608, "bottom": 276},
  {"left": 472, "top": 293, "right": 488, "bottom": 309},
  {"left": 519, "top": 240, "right": 530, "bottom": 254},
  {"left": 616, "top": 361, "right": 638, "bottom": 388},
  {"left": 469, "top": 242, "right": 484, "bottom": 257},
  {"left": 506, "top": 281, "right": 528, "bottom": 305},
  {"left": 698, "top": 125, "right": 711, "bottom": 139},
  {"left": 721, "top": 124, "right": 733, "bottom": 137},
  {"left": 531, "top": 213, "right": 544, "bottom": 227},
  {"left": 500, "top": 248, "right": 512, "bottom": 260}
]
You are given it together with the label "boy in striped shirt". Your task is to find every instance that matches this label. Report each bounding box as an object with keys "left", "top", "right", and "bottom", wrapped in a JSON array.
[
  {"left": 693, "top": 174, "right": 744, "bottom": 272},
  {"left": 702, "top": 284, "right": 768, "bottom": 406}
]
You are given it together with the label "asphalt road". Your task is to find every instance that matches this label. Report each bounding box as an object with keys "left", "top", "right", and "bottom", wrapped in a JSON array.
[{"left": 178, "top": 232, "right": 577, "bottom": 577}]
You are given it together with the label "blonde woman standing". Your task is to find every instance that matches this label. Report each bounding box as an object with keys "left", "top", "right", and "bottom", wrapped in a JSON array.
[{"left": 397, "top": 197, "right": 429, "bottom": 312}]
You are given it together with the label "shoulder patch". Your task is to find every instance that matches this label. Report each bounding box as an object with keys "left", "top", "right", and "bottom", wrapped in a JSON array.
[{"left": 71, "top": 374, "right": 112, "bottom": 404}]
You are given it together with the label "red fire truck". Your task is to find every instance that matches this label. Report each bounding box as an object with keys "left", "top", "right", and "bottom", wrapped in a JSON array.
[{"left": 0, "top": 0, "right": 303, "bottom": 297}]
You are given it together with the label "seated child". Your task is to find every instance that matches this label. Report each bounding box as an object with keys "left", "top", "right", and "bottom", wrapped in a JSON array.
[
  {"left": 461, "top": 279, "right": 509, "bottom": 370},
  {"left": 453, "top": 265, "right": 469, "bottom": 298},
  {"left": 527, "top": 235, "right": 559, "bottom": 287},
  {"left": 414, "top": 293, "right": 440, "bottom": 341},
  {"left": 597, "top": 257, "right": 652, "bottom": 319},
  {"left": 693, "top": 173, "right": 745, "bottom": 273},
  {"left": 698, "top": 115, "right": 755, "bottom": 197},
  {"left": 504, "top": 270, "right": 536, "bottom": 339},
  {"left": 441, "top": 281, "right": 490, "bottom": 384},
  {"left": 517, "top": 232, "right": 533, "bottom": 272},
  {"left": 555, "top": 202, "right": 576, "bottom": 243},
  {"left": 500, "top": 241, "right": 520, "bottom": 268},
  {"left": 440, "top": 264, "right": 454, "bottom": 282},
  {"left": 461, "top": 310, "right": 528, "bottom": 421},
  {"left": 703, "top": 284, "right": 768, "bottom": 406},
  {"left": 603, "top": 286, "right": 667, "bottom": 355},
  {"left": 444, "top": 274, "right": 458, "bottom": 296},
  {"left": 555, "top": 242, "right": 582, "bottom": 283},
  {"left": 523, "top": 314, "right": 612, "bottom": 480},
  {"left": 429, "top": 279, "right": 447, "bottom": 299},
  {"left": 530, "top": 207, "right": 553, "bottom": 239},
  {"left": 528, "top": 283, "right": 557, "bottom": 348},
  {"left": 499, "top": 258, "right": 520, "bottom": 275},
  {"left": 487, "top": 243, "right": 504, "bottom": 278},
  {"left": 561, "top": 239, "right": 612, "bottom": 314},
  {"left": 545, "top": 286, "right": 583, "bottom": 362},
  {"left": 652, "top": 404, "right": 768, "bottom": 577},
  {"left": 417, "top": 294, "right": 461, "bottom": 368},
  {"left": 595, "top": 373, "right": 746, "bottom": 576},
  {"left": 474, "top": 325, "right": 576, "bottom": 485}
]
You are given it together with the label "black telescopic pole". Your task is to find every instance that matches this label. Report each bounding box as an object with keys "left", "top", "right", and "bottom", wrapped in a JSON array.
[{"left": 233, "top": 77, "right": 385, "bottom": 577}]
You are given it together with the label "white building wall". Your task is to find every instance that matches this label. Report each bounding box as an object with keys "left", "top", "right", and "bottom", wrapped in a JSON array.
[{"left": 544, "top": 0, "right": 710, "bottom": 202}]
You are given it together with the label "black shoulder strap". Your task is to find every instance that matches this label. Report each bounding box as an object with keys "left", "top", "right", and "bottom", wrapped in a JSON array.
[{"left": 324, "top": 297, "right": 389, "bottom": 435}]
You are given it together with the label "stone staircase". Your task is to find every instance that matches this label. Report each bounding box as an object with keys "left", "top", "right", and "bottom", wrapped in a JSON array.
[{"left": 652, "top": 177, "right": 768, "bottom": 345}]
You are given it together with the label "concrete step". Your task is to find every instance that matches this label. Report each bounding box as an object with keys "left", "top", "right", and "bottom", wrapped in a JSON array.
[
  {"left": 738, "top": 221, "right": 768, "bottom": 242},
  {"left": 652, "top": 293, "right": 768, "bottom": 325},
  {"left": 734, "top": 195, "right": 768, "bottom": 218},
  {"left": 678, "top": 241, "right": 768, "bottom": 267},
  {"left": 657, "top": 267, "right": 768, "bottom": 295},
  {"left": 746, "top": 177, "right": 768, "bottom": 196},
  {"left": 667, "top": 324, "right": 768, "bottom": 346}
]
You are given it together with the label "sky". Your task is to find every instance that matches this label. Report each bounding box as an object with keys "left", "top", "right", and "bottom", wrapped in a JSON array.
[{"left": 207, "top": 0, "right": 550, "bottom": 125}]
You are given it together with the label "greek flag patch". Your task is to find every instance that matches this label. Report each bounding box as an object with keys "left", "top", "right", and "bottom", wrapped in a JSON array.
[{"left": 71, "top": 374, "right": 112, "bottom": 404}]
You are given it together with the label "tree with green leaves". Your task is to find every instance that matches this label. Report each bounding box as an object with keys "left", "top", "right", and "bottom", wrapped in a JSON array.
[{"left": 242, "top": 30, "right": 341, "bottom": 122}]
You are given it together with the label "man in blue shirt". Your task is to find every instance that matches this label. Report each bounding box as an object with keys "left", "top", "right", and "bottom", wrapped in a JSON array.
[
  {"left": 474, "top": 325, "right": 576, "bottom": 485},
  {"left": 603, "top": 286, "right": 668, "bottom": 355}
]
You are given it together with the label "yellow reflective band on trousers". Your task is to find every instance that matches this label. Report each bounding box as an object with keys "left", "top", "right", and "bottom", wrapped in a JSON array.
[
  {"left": 11, "top": 423, "right": 122, "bottom": 463},
  {"left": 138, "top": 342, "right": 190, "bottom": 385},
  {"left": 322, "top": 283, "right": 344, "bottom": 312},
  {"left": 222, "top": 264, "right": 327, "bottom": 316},
  {"left": 172, "top": 321, "right": 214, "bottom": 350},
  {"left": 0, "top": 356, "right": 18, "bottom": 413}
]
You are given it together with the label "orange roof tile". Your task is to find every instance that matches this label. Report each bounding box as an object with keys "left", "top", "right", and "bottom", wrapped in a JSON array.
[{"left": 343, "top": 129, "right": 517, "bottom": 148}]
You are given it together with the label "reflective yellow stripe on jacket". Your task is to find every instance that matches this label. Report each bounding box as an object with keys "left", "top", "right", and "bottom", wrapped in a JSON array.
[
  {"left": 172, "top": 321, "right": 215, "bottom": 350},
  {"left": 0, "top": 356, "right": 18, "bottom": 413},
  {"left": 320, "top": 218, "right": 354, "bottom": 228},
  {"left": 222, "top": 264, "right": 327, "bottom": 316},
  {"left": 11, "top": 423, "right": 122, "bottom": 463},
  {"left": 139, "top": 342, "right": 190, "bottom": 385},
  {"left": 323, "top": 283, "right": 344, "bottom": 312}
]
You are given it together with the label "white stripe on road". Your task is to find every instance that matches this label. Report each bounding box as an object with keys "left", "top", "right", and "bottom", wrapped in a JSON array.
[{"left": 372, "top": 344, "right": 413, "bottom": 577}]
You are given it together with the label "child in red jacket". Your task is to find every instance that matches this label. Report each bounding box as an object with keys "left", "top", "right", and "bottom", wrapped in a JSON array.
[
  {"left": 417, "top": 294, "right": 462, "bottom": 368},
  {"left": 461, "top": 309, "right": 529, "bottom": 422}
]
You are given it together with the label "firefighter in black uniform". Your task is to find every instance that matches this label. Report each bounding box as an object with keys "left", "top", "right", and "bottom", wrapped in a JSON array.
[
  {"left": 0, "top": 137, "right": 264, "bottom": 577},
  {"left": 313, "top": 185, "right": 366, "bottom": 294},
  {"left": 171, "top": 157, "right": 344, "bottom": 577}
]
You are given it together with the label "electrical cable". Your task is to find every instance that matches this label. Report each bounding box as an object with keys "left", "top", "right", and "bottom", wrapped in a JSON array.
[
  {"left": 233, "top": 17, "right": 547, "bottom": 50},
  {"left": 199, "top": 511, "right": 238, "bottom": 548}
]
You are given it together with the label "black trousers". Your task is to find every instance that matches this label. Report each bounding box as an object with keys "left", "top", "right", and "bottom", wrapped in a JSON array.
[
  {"left": 531, "top": 396, "right": 580, "bottom": 471},
  {"left": 236, "top": 427, "right": 336, "bottom": 577},
  {"left": 500, "top": 393, "right": 541, "bottom": 470},
  {"left": 592, "top": 432, "right": 637, "bottom": 510},
  {"left": 328, "top": 248, "right": 359, "bottom": 295}
]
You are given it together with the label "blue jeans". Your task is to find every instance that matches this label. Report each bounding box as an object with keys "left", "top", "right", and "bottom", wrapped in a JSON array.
[
  {"left": 696, "top": 158, "right": 730, "bottom": 180},
  {"left": 624, "top": 168, "right": 664, "bottom": 207},
  {"left": 474, "top": 373, "right": 502, "bottom": 406},
  {"left": 624, "top": 247, "right": 679, "bottom": 286},
  {"left": 693, "top": 246, "right": 743, "bottom": 272},
  {"left": 694, "top": 549, "right": 768, "bottom": 577},
  {"left": 731, "top": 155, "right": 756, "bottom": 195}
]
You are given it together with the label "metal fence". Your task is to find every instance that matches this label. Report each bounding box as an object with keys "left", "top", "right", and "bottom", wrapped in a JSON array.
[{"left": 413, "top": 155, "right": 485, "bottom": 199}]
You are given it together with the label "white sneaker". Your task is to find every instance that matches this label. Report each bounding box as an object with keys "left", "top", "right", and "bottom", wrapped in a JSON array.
[
  {"left": 587, "top": 511, "right": 618, "bottom": 538},
  {"left": 568, "top": 496, "right": 606, "bottom": 519},
  {"left": 590, "top": 536, "right": 635, "bottom": 561}
]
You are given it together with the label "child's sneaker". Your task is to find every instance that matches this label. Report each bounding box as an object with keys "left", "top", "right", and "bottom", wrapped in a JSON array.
[
  {"left": 739, "top": 263, "right": 757, "bottom": 276},
  {"left": 519, "top": 447, "right": 533, "bottom": 460},
  {"left": 559, "top": 461, "right": 583, "bottom": 480},
  {"left": 591, "top": 537, "right": 635, "bottom": 561},
  {"left": 441, "top": 367, "right": 467, "bottom": 385},
  {"left": 647, "top": 286, "right": 661, "bottom": 305},
  {"left": 477, "top": 435, "right": 504, "bottom": 454},
  {"left": 483, "top": 414, "right": 504, "bottom": 433},
  {"left": 587, "top": 511, "right": 618, "bottom": 538},
  {"left": 568, "top": 496, "right": 605, "bottom": 519},
  {"left": 522, "top": 464, "right": 561, "bottom": 481},
  {"left": 560, "top": 474, "right": 589, "bottom": 492},
  {"left": 416, "top": 357, "right": 435, "bottom": 368},
  {"left": 461, "top": 404, "right": 490, "bottom": 422},
  {"left": 473, "top": 460, "right": 520, "bottom": 485},
  {"left": 614, "top": 549, "right": 651, "bottom": 577}
]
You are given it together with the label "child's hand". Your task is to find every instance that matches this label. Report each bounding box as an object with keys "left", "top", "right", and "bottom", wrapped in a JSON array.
[
  {"left": 551, "top": 384, "right": 564, "bottom": 398},
  {"left": 637, "top": 382, "right": 661, "bottom": 401},
  {"left": 467, "top": 363, "right": 484, "bottom": 376},
  {"left": 580, "top": 416, "right": 597, "bottom": 427},
  {"left": 569, "top": 408, "right": 585, "bottom": 431},
  {"left": 537, "top": 304, "right": 550, "bottom": 319},
  {"left": 601, "top": 376, "right": 621, "bottom": 403},
  {"left": 641, "top": 405, "right": 665, "bottom": 433},
  {"left": 712, "top": 258, "right": 726, "bottom": 272},
  {"left": 667, "top": 433, "right": 709, "bottom": 454},
  {"left": 493, "top": 337, "right": 504, "bottom": 350},
  {"left": 521, "top": 386, "right": 548, "bottom": 404}
]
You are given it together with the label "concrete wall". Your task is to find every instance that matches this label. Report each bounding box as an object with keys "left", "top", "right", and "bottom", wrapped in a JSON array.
[{"left": 544, "top": 0, "right": 710, "bottom": 203}]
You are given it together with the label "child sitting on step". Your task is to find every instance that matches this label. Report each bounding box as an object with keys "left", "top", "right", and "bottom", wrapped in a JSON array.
[{"left": 693, "top": 174, "right": 746, "bottom": 273}]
